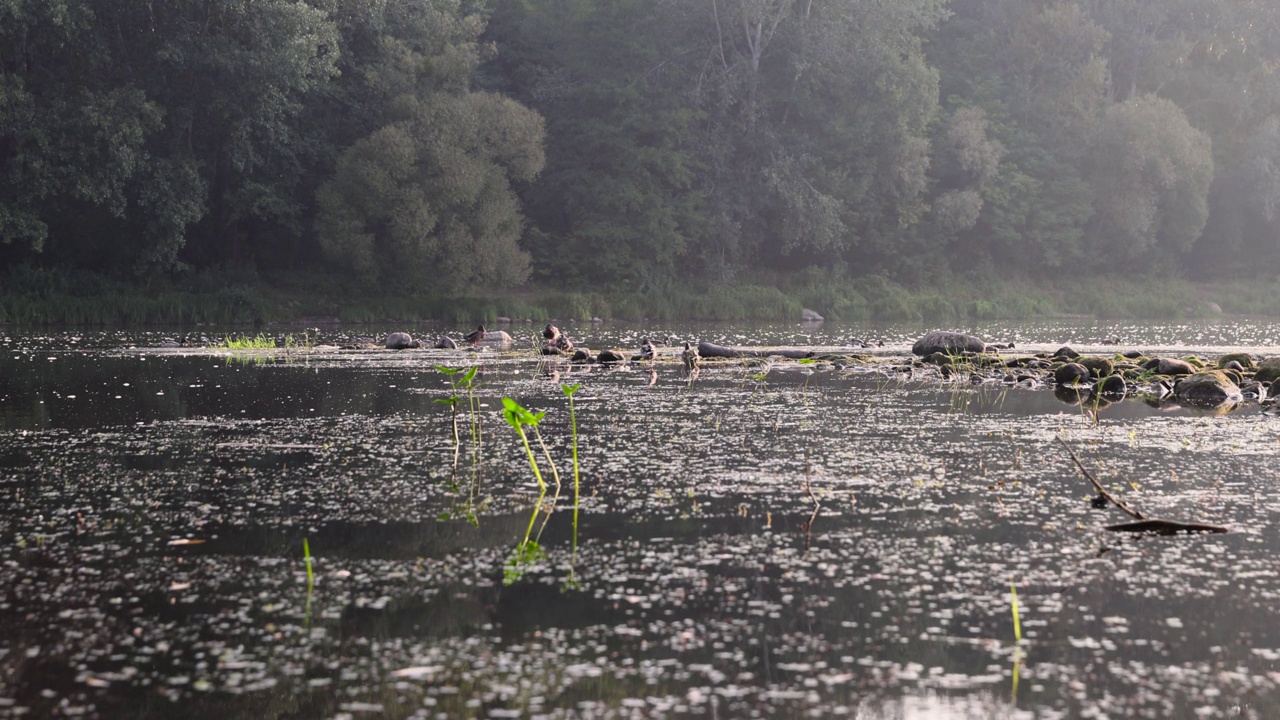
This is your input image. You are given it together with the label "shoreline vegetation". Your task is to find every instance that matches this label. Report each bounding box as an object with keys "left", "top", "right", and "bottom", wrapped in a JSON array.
[{"left": 1, "top": 266, "right": 1276, "bottom": 327}]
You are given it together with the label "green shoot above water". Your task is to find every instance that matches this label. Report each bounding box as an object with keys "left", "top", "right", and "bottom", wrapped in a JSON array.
[
  {"left": 502, "top": 396, "right": 561, "bottom": 586},
  {"left": 1010, "top": 581, "right": 1023, "bottom": 643},
  {"left": 562, "top": 383, "right": 583, "bottom": 591}
]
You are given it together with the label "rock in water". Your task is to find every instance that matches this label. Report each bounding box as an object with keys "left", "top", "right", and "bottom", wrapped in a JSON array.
[
  {"left": 1253, "top": 357, "right": 1280, "bottom": 384},
  {"left": 477, "top": 330, "right": 514, "bottom": 350},
  {"left": 911, "top": 330, "right": 986, "bottom": 356},
  {"left": 1175, "top": 370, "right": 1243, "bottom": 406},
  {"left": 1142, "top": 357, "right": 1196, "bottom": 377},
  {"left": 1054, "top": 362, "right": 1089, "bottom": 386},
  {"left": 385, "top": 332, "right": 419, "bottom": 349}
]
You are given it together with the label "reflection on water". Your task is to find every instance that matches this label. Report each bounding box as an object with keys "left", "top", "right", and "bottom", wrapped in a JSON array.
[{"left": 0, "top": 321, "right": 1279, "bottom": 719}]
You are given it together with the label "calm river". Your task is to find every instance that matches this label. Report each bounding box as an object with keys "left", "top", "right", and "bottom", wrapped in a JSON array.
[{"left": 2, "top": 319, "right": 1279, "bottom": 719}]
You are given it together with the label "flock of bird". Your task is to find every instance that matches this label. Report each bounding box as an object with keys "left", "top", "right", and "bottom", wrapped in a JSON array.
[
  {"left": 538, "top": 323, "right": 700, "bottom": 371},
  {"left": 428, "top": 322, "right": 702, "bottom": 371}
]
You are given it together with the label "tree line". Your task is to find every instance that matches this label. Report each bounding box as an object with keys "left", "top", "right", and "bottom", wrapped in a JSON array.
[{"left": 2, "top": 0, "right": 1278, "bottom": 294}]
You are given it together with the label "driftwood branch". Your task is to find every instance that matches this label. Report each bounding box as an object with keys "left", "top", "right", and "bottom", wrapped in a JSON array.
[
  {"left": 1056, "top": 436, "right": 1145, "bottom": 520},
  {"left": 1057, "top": 436, "right": 1228, "bottom": 535}
]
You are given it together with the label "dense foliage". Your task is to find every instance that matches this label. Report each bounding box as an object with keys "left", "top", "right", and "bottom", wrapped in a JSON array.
[{"left": 3, "top": 0, "right": 1279, "bottom": 296}]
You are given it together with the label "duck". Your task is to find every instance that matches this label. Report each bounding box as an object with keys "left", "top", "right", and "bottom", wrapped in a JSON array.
[
  {"left": 543, "top": 324, "right": 561, "bottom": 341},
  {"left": 554, "top": 332, "right": 574, "bottom": 351},
  {"left": 637, "top": 338, "right": 656, "bottom": 361},
  {"left": 682, "top": 342, "right": 701, "bottom": 371},
  {"left": 463, "top": 325, "right": 486, "bottom": 347}
]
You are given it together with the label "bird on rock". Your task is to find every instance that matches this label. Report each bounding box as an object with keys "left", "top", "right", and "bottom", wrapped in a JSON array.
[
  {"left": 463, "top": 325, "right": 486, "bottom": 347},
  {"left": 682, "top": 342, "right": 701, "bottom": 372},
  {"left": 637, "top": 338, "right": 656, "bottom": 361}
]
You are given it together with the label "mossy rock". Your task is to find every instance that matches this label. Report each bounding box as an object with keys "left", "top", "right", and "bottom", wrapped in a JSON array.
[
  {"left": 1142, "top": 357, "right": 1196, "bottom": 376},
  {"left": 1078, "top": 356, "right": 1114, "bottom": 379},
  {"left": 911, "top": 330, "right": 986, "bottom": 356},
  {"left": 1255, "top": 358, "right": 1280, "bottom": 385},
  {"left": 1174, "top": 370, "right": 1243, "bottom": 406},
  {"left": 1054, "top": 362, "right": 1090, "bottom": 386},
  {"left": 1218, "top": 352, "right": 1256, "bottom": 370},
  {"left": 1182, "top": 356, "right": 1207, "bottom": 369}
]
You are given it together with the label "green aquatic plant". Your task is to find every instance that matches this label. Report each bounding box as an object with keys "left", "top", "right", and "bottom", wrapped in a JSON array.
[
  {"left": 562, "top": 383, "right": 583, "bottom": 591},
  {"left": 303, "top": 537, "right": 315, "bottom": 626},
  {"left": 502, "top": 396, "right": 562, "bottom": 585},
  {"left": 435, "top": 364, "right": 484, "bottom": 525},
  {"left": 223, "top": 333, "right": 277, "bottom": 350},
  {"left": 1010, "top": 580, "right": 1024, "bottom": 703},
  {"left": 303, "top": 537, "right": 315, "bottom": 589},
  {"left": 1009, "top": 581, "right": 1022, "bottom": 643}
]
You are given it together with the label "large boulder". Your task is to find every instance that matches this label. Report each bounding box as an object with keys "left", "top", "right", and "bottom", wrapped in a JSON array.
[
  {"left": 1174, "top": 370, "right": 1243, "bottom": 406},
  {"left": 385, "top": 332, "right": 420, "bottom": 349},
  {"left": 477, "top": 330, "right": 514, "bottom": 350},
  {"left": 1217, "top": 352, "right": 1255, "bottom": 370},
  {"left": 1054, "top": 362, "right": 1090, "bottom": 386},
  {"left": 1078, "top": 356, "right": 1114, "bottom": 378},
  {"left": 912, "top": 330, "right": 986, "bottom": 357}
]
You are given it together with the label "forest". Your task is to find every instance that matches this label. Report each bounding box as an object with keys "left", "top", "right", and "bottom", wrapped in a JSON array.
[{"left": 2, "top": 0, "right": 1279, "bottom": 320}]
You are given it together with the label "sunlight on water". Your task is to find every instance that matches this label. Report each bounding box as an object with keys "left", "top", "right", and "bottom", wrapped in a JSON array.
[{"left": 0, "top": 320, "right": 1278, "bottom": 719}]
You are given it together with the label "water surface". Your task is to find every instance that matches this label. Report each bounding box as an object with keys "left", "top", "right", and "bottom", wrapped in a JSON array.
[{"left": 1, "top": 320, "right": 1278, "bottom": 718}]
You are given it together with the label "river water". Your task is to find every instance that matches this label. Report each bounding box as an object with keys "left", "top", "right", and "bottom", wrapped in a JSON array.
[{"left": 1, "top": 320, "right": 1279, "bottom": 719}]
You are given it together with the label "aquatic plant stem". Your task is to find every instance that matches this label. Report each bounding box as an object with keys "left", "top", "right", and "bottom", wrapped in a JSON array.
[
  {"left": 568, "top": 387, "right": 580, "bottom": 543},
  {"left": 303, "top": 537, "right": 314, "bottom": 589},
  {"left": 1010, "top": 580, "right": 1023, "bottom": 703},
  {"left": 303, "top": 537, "right": 315, "bottom": 627},
  {"left": 1009, "top": 581, "right": 1022, "bottom": 643},
  {"left": 449, "top": 401, "right": 460, "bottom": 472},
  {"left": 562, "top": 383, "right": 583, "bottom": 590},
  {"left": 531, "top": 425, "right": 562, "bottom": 542},
  {"left": 1056, "top": 436, "right": 1145, "bottom": 520},
  {"left": 513, "top": 422, "right": 547, "bottom": 544}
]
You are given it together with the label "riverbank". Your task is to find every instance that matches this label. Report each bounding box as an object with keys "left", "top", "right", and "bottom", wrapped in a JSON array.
[{"left": 1, "top": 265, "right": 1275, "bottom": 326}]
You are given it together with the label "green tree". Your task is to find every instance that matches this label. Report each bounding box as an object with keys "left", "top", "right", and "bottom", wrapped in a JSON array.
[
  {"left": 316, "top": 1, "right": 545, "bottom": 288},
  {"left": 0, "top": 0, "right": 338, "bottom": 273},
  {"left": 483, "top": 0, "right": 706, "bottom": 289},
  {"left": 1084, "top": 94, "right": 1213, "bottom": 266}
]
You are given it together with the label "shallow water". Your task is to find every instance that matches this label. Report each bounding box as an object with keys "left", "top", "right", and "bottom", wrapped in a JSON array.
[{"left": 1, "top": 320, "right": 1279, "bottom": 719}]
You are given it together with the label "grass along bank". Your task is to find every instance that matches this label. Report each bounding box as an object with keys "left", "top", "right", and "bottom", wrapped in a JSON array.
[{"left": 0, "top": 265, "right": 1271, "bottom": 326}]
